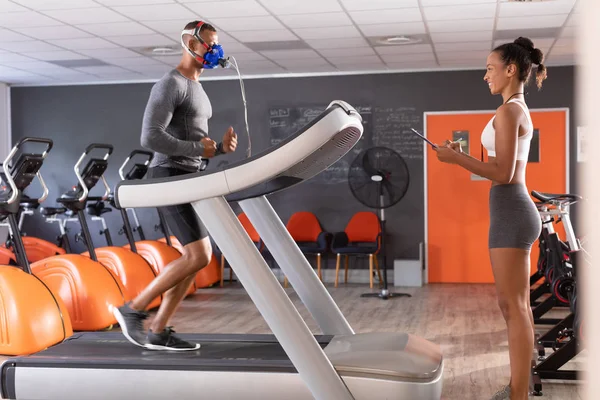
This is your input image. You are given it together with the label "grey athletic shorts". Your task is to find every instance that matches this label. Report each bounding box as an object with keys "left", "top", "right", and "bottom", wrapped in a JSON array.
[
  {"left": 146, "top": 166, "right": 209, "bottom": 246},
  {"left": 489, "top": 184, "right": 542, "bottom": 250}
]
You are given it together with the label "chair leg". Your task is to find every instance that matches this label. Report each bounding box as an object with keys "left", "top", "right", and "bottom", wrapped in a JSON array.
[
  {"left": 284, "top": 276, "right": 288, "bottom": 288},
  {"left": 344, "top": 255, "right": 349, "bottom": 284},
  {"left": 220, "top": 254, "right": 225, "bottom": 287},
  {"left": 369, "top": 254, "right": 373, "bottom": 289},
  {"left": 317, "top": 253, "right": 322, "bottom": 281},
  {"left": 374, "top": 255, "right": 382, "bottom": 285},
  {"left": 335, "top": 254, "right": 341, "bottom": 287}
]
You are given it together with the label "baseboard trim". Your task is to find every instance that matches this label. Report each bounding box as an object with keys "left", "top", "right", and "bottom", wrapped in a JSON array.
[{"left": 222, "top": 267, "right": 391, "bottom": 285}]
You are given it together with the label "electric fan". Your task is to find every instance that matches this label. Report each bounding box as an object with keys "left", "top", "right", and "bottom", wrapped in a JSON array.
[{"left": 348, "top": 146, "right": 411, "bottom": 300}]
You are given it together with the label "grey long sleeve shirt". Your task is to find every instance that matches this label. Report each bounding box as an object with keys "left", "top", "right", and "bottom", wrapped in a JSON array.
[{"left": 140, "top": 69, "right": 223, "bottom": 172}]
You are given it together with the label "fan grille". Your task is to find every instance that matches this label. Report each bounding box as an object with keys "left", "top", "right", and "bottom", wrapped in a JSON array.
[{"left": 348, "top": 146, "right": 410, "bottom": 209}]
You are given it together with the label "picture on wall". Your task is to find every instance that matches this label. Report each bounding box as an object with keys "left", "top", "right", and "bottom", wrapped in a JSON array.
[{"left": 452, "top": 130, "right": 469, "bottom": 154}]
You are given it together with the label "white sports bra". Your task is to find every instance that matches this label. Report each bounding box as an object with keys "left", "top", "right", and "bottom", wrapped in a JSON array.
[{"left": 480, "top": 98, "right": 533, "bottom": 160}]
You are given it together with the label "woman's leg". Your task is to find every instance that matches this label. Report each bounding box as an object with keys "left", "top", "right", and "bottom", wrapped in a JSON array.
[
  {"left": 490, "top": 247, "right": 534, "bottom": 400},
  {"left": 527, "top": 281, "right": 536, "bottom": 343},
  {"left": 507, "top": 278, "right": 535, "bottom": 391}
]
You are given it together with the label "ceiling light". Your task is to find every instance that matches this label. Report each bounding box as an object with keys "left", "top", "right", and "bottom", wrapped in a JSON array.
[
  {"left": 152, "top": 46, "right": 180, "bottom": 56},
  {"left": 139, "top": 46, "right": 181, "bottom": 56},
  {"left": 376, "top": 36, "right": 422, "bottom": 46}
]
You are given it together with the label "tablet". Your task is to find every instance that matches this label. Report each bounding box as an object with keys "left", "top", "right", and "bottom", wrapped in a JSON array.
[{"left": 410, "top": 128, "right": 437, "bottom": 149}]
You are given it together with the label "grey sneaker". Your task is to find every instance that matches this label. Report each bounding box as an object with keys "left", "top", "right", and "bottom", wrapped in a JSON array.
[
  {"left": 490, "top": 385, "right": 511, "bottom": 400},
  {"left": 113, "top": 302, "right": 149, "bottom": 347},
  {"left": 144, "top": 327, "right": 201, "bottom": 351}
]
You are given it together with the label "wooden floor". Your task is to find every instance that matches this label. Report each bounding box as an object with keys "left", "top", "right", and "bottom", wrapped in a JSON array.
[
  {"left": 168, "top": 282, "right": 584, "bottom": 400},
  {"left": 1, "top": 283, "right": 583, "bottom": 400}
]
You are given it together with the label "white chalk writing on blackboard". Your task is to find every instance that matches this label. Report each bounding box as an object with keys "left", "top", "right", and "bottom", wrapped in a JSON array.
[
  {"left": 268, "top": 104, "right": 373, "bottom": 184},
  {"left": 270, "top": 108, "right": 290, "bottom": 118},
  {"left": 373, "top": 106, "right": 423, "bottom": 160}
]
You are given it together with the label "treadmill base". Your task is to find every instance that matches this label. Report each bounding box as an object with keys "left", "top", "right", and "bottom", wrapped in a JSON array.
[{"left": 2, "top": 332, "right": 443, "bottom": 400}]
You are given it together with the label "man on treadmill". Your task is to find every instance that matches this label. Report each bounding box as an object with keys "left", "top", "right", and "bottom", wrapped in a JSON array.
[{"left": 113, "top": 20, "right": 237, "bottom": 351}]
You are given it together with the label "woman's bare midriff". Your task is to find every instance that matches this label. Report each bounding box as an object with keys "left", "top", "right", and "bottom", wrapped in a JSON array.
[{"left": 488, "top": 157, "right": 528, "bottom": 186}]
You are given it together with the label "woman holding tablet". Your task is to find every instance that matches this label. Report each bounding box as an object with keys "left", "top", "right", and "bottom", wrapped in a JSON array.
[{"left": 433, "top": 37, "right": 547, "bottom": 400}]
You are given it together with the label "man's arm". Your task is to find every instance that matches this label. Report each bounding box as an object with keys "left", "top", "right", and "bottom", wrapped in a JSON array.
[
  {"left": 140, "top": 78, "right": 205, "bottom": 156},
  {"left": 215, "top": 142, "right": 225, "bottom": 156},
  {"left": 214, "top": 127, "right": 237, "bottom": 156}
]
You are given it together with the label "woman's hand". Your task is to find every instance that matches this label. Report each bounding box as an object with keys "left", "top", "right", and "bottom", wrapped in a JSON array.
[
  {"left": 434, "top": 140, "right": 461, "bottom": 164},
  {"left": 445, "top": 140, "right": 462, "bottom": 153}
]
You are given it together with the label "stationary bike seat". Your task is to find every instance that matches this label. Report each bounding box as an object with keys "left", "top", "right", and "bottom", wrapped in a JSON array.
[
  {"left": 57, "top": 193, "right": 80, "bottom": 206},
  {"left": 40, "top": 207, "right": 67, "bottom": 217},
  {"left": 531, "top": 191, "right": 582, "bottom": 204},
  {"left": 86, "top": 201, "right": 112, "bottom": 217},
  {"left": 20, "top": 195, "right": 40, "bottom": 209}
]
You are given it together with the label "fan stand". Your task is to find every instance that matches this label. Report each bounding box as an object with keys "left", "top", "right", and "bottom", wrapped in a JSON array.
[{"left": 360, "top": 176, "right": 411, "bottom": 300}]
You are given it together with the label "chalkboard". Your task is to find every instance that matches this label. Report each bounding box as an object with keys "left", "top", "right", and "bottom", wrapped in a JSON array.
[
  {"left": 372, "top": 106, "right": 423, "bottom": 160},
  {"left": 268, "top": 104, "right": 424, "bottom": 184},
  {"left": 269, "top": 104, "right": 373, "bottom": 184}
]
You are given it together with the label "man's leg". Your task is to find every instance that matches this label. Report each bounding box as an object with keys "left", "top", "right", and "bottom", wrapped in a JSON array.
[
  {"left": 130, "top": 238, "right": 211, "bottom": 312},
  {"left": 144, "top": 239, "right": 212, "bottom": 350},
  {"left": 114, "top": 200, "right": 211, "bottom": 349}
]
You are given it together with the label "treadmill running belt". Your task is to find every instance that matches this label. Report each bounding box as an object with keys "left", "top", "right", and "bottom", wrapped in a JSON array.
[{"left": 4, "top": 332, "right": 334, "bottom": 373}]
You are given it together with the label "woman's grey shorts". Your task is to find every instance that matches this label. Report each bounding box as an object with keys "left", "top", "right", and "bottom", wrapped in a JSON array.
[{"left": 489, "top": 184, "right": 542, "bottom": 250}]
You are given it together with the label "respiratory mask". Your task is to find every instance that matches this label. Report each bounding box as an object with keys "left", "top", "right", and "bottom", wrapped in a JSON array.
[{"left": 181, "top": 21, "right": 230, "bottom": 69}]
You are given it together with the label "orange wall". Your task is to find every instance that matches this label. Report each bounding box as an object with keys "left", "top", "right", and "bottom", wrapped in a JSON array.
[{"left": 426, "top": 110, "right": 568, "bottom": 283}]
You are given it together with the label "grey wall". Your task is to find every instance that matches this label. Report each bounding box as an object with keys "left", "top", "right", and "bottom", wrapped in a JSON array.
[
  {"left": 0, "top": 84, "right": 11, "bottom": 244},
  {"left": 10, "top": 66, "right": 578, "bottom": 270}
]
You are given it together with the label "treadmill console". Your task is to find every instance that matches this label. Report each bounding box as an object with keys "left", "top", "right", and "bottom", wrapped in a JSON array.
[
  {"left": 2, "top": 154, "right": 44, "bottom": 192},
  {"left": 60, "top": 158, "right": 108, "bottom": 201},
  {"left": 125, "top": 163, "right": 148, "bottom": 181}
]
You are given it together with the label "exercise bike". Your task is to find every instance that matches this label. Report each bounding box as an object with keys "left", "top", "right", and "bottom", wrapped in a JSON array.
[
  {"left": 0, "top": 136, "right": 73, "bottom": 355},
  {"left": 529, "top": 202, "right": 570, "bottom": 306},
  {"left": 1, "top": 137, "right": 124, "bottom": 333},
  {"left": 50, "top": 143, "right": 162, "bottom": 310},
  {"left": 529, "top": 200, "right": 574, "bottom": 325},
  {"left": 529, "top": 191, "right": 585, "bottom": 396}
]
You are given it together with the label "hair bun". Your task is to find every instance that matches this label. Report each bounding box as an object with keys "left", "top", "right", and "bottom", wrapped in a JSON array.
[
  {"left": 513, "top": 36, "right": 534, "bottom": 51},
  {"left": 530, "top": 48, "right": 544, "bottom": 65},
  {"left": 514, "top": 36, "right": 544, "bottom": 64}
]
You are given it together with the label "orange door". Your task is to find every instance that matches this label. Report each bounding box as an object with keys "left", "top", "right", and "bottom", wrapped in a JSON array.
[{"left": 426, "top": 109, "right": 568, "bottom": 283}]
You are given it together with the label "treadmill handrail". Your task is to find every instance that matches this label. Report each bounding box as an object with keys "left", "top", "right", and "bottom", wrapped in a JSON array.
[{"left": 115, "top": 101, "right": 363, "bottom": 209}]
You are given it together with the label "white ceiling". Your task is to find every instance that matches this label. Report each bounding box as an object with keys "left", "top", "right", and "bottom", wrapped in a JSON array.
[{"left": 0, "top": 0, "right": 580, "bottom": 86}]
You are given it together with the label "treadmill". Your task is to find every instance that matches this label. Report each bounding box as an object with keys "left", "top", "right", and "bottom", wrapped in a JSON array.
[{"left": 1, "top": 101, "right": 444, "bottom": 400}]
